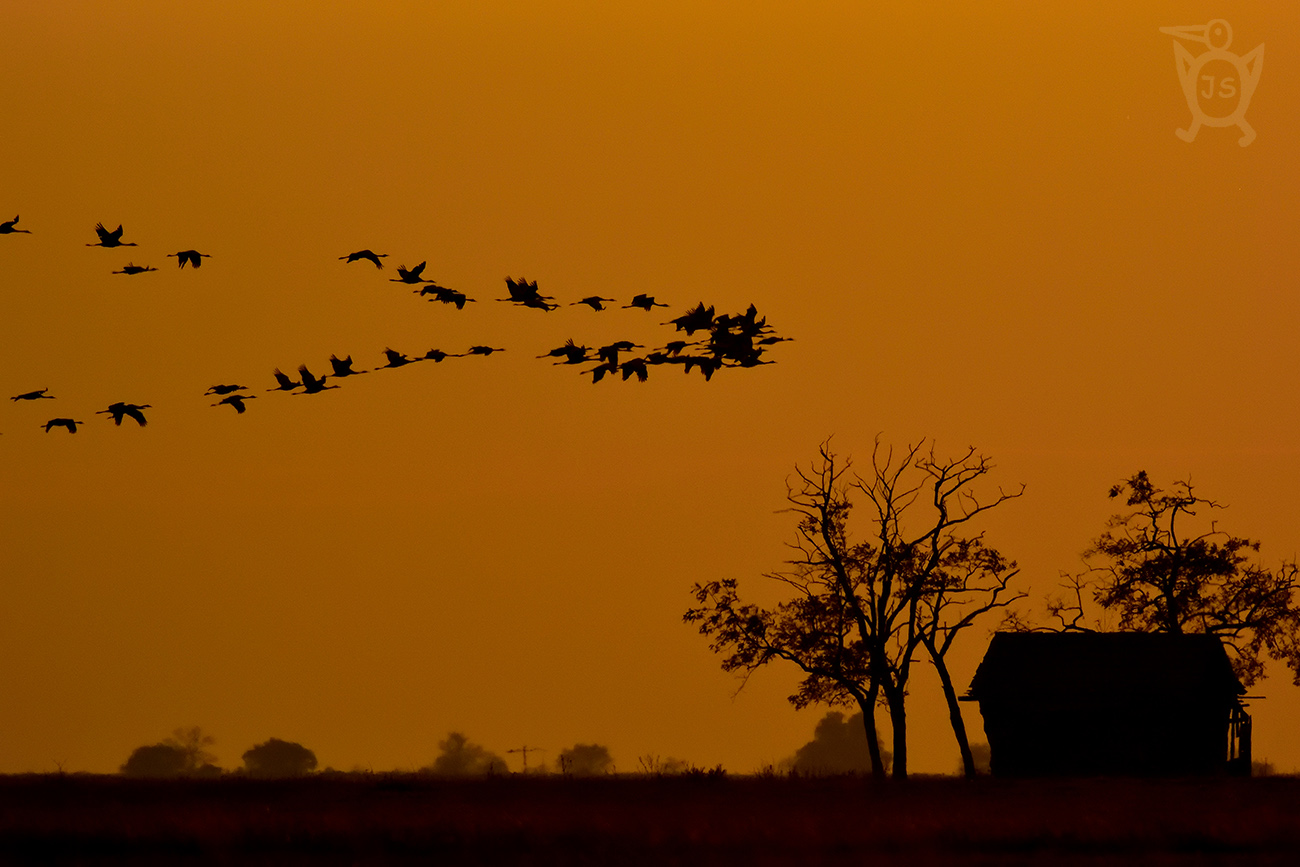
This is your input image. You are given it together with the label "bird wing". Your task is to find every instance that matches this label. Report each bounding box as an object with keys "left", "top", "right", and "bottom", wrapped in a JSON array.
[{"left": 94, "top": 223, "right": 112, "bottom": 243}]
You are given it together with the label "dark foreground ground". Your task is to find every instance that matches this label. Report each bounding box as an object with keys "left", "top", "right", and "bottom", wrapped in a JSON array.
[{"left": 3, "top": 773, "right": 1300, "bottom": 865}]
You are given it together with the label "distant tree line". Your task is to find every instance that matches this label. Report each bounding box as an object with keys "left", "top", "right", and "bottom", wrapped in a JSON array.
[
  {"left": 119, "top": 729, "right": 620, "bottom": 779},
  {"left": 121, "top": 728, "right": 318, "bottom": 779}
]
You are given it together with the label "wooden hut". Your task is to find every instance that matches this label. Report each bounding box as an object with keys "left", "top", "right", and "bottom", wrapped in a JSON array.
[{"left": 964, "top": 632, "right": 1251, "bottom": 777}]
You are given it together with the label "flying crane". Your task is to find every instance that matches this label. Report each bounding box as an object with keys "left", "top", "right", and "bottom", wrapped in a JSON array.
[
  {"left": 0, "top": 215, "right": 31, "bottom": 234},
  {"left": 87, "top": 223, "right": 137, "bottom": 248}
]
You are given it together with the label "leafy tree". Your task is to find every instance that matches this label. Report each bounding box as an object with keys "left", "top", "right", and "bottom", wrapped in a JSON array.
[
  {"left": 120, "top": 726, "right": 220, "bottom": 778},
  {"left": 557, "top": 743, "right": 614, "bottom": 776},
  {"left": 423, "top": 732, "right": 507, "bottom": 777},
  {"left": 121, "top": 743, "right": 189, "bottom": 778},
  {"left": 784, "top": 710, "right": 890, "bottom": 775},
  {"left": 242, "top": 738, "right": 318, "bottom": 778},
  {"left": 1059, "top": 471, "right": 1300, "bottom": 685},
  {"left": 686, "top": 440, "right": 1022, "bottom": 778},
  {"left": 954, "top": 742, "right": 991, "bottom": 776}
]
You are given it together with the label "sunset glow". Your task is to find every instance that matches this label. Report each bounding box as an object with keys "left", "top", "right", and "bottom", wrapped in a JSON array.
[{"left": 3, "top": 2, "right": 1298, "bottom": 776}]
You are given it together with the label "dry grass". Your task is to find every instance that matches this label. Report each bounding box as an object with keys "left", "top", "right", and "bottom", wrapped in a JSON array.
[{"left": 3, "top": 773, "right": 1300, "bottom": 864}]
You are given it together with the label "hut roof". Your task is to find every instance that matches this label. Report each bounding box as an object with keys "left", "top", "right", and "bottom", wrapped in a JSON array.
[{"left": 966, "top": 632, "right": 1244, "bottom": 702}]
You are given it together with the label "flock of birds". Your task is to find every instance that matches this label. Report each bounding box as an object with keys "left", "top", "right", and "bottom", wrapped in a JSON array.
[{"left": 2, "top": 216, "right": 790, "bottom": 435}]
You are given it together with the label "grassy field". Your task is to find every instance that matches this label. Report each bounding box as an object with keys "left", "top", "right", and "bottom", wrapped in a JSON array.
[{"left": 3, "top": 773, "right": 1300, "bottom": 865}]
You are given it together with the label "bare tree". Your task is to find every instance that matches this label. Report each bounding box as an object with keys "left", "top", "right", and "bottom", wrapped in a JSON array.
[
  {"left": 164, "top": 726, "right": 218, "bottom": 773},
  {"left": 686, "top": 439, "right": 1022, "bottom": 779}
]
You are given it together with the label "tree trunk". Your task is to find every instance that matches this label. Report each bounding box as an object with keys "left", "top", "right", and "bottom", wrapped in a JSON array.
[
  {"left": 855, "top": 694, "right": 885, "bottom": 780},
  {"left": 926, "top": 636, "right": 975, "bottom": 779},
  {"left": 885, "top": 686, "right": 907, "bottom": 779}
]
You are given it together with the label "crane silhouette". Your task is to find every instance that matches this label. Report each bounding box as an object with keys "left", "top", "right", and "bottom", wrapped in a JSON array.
[
  {"left": 43, "top": 418, "right": 86, "bottom": 433},
  {"left": 624, "top": 293, "right": 668, "bottom": 311},
  {"left": 538, "top": 339, "right": 590, "bottom": 365},
  {"left": 675, "top": 355, "right": 720, "bottom": 380},
  {"left": 168, "top": 250, "right": 211, "bottom": 269},
  {"left": 340, "top": 249, "right": 388, "bottom": 268},
  {"left": 506, "top": 745, "right": 545, "bottom": 772},
  {"left": 390, "top": 262, "right": 430, "bottom": 284},
  {"left": 620, "top": 358, "right": 649, "bottom": 382},
  {"left": 418, "top": 284, "right": 475, "bottom": 310},
  {"left": 205, "top": 384, "right": 249, "bottom": 395},
  {"left": 421, "top": 348, "right": 464, "bottom": 362},
  {"left": 500, "top": 277, "right": 558, "bottom": 311},
  {"left": 87, "top": 223, "right": 137, "bottom": 248},
  {"left": 97, "top": 402, "right": 150, "bottom": 426},
  {"left": 596, "top": 341, "right": 641, "bottom": 367},
  {"left": 296, "top": 365, "right": 338, "bottom": 394},
  {"left": 212, "top": 394, "right": 255, "bottom": 413},
  {"left": 467, "top": 345, "right": 505, "bottom": 356},
  {"left": 112, "top": 263, "right": 157, "bottom": 275},
  {"left": 0, "top": 215, "right": 31, "bottom": 235},
  {"left": 572, "top": 296, "right": 616, "bottom": 311},
  {"left": 586, "top": 360, "right": 618, "bottom": 383},
  {"left": 666, "top": 302, "right": 715, "bottom": 335},
  {"left": 379, "top": 348, "right": 419, "bottom": 369},
  {"left": 11, "top": 388, "right": 54, "bottom": 401},
  {"left": 328, "top": 354, "right": 367, "bottom": 377},
  {"left": 268, "top": 368, "right": 302, "bottom": 392}
]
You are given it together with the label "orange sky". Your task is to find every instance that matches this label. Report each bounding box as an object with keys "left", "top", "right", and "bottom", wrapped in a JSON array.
[{"left": 2, "top": 1, "right": 1299, "bottom": 775}]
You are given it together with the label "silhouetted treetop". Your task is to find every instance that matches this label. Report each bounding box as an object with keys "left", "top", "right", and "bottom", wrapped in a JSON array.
[{"left": 1061, "top": 471, "right": 1300, "bottom": 686}]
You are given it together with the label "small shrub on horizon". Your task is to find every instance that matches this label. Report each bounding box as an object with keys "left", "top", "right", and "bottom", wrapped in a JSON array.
[
  {"left": 120, "top": 726, "right": 221, "bottom": 778},
  {"left": 242, "top": 738, "right": 319, "bottom": 778},
  {"left": 423, "top": 732, "right": 508, "bottom": 777},
  {"left": 120, "top": 743, "right": 189, "bottom": 778},
  {"left": 636, "top": 755, "right": 690, "bottom": 776},
  {"left": 558, "top": 744, "right": 614, "bottom": 777}
]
